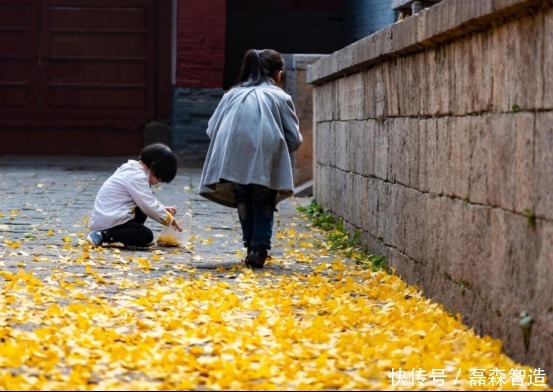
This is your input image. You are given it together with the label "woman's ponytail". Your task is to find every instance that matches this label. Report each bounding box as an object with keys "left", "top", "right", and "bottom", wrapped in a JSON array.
[{"left": 233, "top": 48, "right": 286, "bottom": 89}]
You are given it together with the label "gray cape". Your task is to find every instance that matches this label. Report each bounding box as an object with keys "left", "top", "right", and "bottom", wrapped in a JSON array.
[{"left": 199, "top": 82, "right": 302, "bottom": 208}]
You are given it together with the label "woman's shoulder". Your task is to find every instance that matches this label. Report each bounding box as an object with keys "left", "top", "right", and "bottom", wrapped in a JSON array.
[
  {"left": 223, "top": 83, "right": 291, "bottom": 104},
  {"left": 258, "top": 83, "right": 292, "bottom": 101}
]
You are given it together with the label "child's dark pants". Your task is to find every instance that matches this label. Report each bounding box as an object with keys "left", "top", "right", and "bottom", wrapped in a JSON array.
[
  {"left": 101, "top": 208, "right": 153, "bottom": 247},
  {"left": 233, "top": 183, "right": 277, "bottom": 251}
]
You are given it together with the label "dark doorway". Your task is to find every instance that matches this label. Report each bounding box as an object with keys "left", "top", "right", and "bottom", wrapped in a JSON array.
[
  {"left": 224, "top": 0, "right": 347, "bottom": 90},
  {"left": 0, "top": 0, "right": 171, "bottom": 155}
]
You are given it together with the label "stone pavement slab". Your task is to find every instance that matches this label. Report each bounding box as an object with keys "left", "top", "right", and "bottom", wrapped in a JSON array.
[
  {"left": 0, "top": 156, "right": 549, "bottom": 391},
  {"left": 0, "top": 155, "right": 314, "bottom": 285}
]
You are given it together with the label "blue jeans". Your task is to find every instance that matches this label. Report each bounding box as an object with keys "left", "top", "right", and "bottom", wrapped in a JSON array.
[{"left": 233, "top": 183, "right": 277, "bottom": 250}]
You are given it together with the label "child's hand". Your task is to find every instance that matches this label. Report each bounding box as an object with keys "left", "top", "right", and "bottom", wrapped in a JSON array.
[
  {"left": 171, "top": 218, "right": 183, "bottom": 232},
  {"left": 165, "top": 205, "right": 177, "bottom": 216}
]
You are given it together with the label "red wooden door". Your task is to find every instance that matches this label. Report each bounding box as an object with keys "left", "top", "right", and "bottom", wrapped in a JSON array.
[
  {"left": 0, "top": 0, "right": 40, "bottom": 118},
  {"left": 0, "top": 0, "right": 165, "bottom": 155}
]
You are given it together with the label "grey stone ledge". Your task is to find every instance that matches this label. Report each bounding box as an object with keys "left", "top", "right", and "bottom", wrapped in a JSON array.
[{"left": 307, "top": 0, "right": 552, "bottom": 85}]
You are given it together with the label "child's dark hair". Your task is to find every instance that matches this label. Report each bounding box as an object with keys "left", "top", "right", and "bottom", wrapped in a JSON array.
[
  {"left": 233, "top": 49, "right": 286, "bottom": 90},
  {"left": 138, "top": 143, "right": 178, "bottom": 183}
]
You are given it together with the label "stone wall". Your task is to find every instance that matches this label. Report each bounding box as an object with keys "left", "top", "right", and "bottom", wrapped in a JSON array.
[
  {"left": 171, "top": 87, "right": 223, "bottom": 167},
  {"left": 307, "top": 0, "right": 553, "bottom": 375},
  {"left": 284, "top": 54, "right": 327, "bottom": 188}
]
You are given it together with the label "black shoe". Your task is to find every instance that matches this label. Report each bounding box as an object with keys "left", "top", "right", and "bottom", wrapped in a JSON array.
[{"left": 245, "top": 246, "right": 268, "bottom": 269}]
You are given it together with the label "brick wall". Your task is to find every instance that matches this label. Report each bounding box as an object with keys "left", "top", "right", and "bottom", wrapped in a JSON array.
[
  {"left": 308, "top": 0, "right": 553, "bottom": 376},
  {"left": 172, "top": 0, "right": 348, "bottom": 167},
  {"left": 172, "top": 0, "right": 226, "bottom": 164},
  {"left": 175, "top": 0, "right": 225, "bottom": 88}
]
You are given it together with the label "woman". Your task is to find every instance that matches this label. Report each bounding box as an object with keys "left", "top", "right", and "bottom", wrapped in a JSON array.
[{"left": 199, "top": 48, "right": 303, "bottom": 268}]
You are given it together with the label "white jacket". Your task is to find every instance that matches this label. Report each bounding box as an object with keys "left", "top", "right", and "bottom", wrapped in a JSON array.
[
  {"left": 199, "top": 82, "right": 303, "bottom": 208},
  {"left": 90, "top": 160, "right": 172, "bottom": 230}
]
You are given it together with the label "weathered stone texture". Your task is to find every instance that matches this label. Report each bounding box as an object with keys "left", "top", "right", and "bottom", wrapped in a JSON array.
[
  {"left": 535, "top": 113, "right": 553, "bottom": 221},
  {"left": 309, "top": 0, "right": 553, "bottom": 375},
  {"left": 283, "top": 54, "right": 326, "bottom": 187}
]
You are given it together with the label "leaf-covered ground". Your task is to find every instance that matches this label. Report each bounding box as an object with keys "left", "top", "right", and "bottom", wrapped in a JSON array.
[{"left": 0, "top": 203, "right": 550, "bottom": 391}]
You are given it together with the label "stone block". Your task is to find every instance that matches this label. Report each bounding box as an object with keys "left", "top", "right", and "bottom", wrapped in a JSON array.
[
  {"left": 373, "top": 65, "right": 387, "bottom": 119},
  {"left": 396, "top": 57, "right": 414, "bottom": 116},
  {"left": 313, "top": 82, "right": 336, "bottom": 122},
  {"left": 337, "top": 73, "right": 366, "bottom": 120},
  {"left": 535, "top": 221, "right": 553, "bottom": 307},
  {"left": 448, "top": 116, "right": 471, "bottom": 200},
  {"left": 383, "top": 183, "right": 404, "bottom": 251},
  {"left": 468, "top": 115, "right": 491, "bottom": 204},
  {"left": 471, "top": 33, "right": 494, "bottom": 113},
  {"left": 382, "top": 62, "right": 400, "bottom": 117},
  {"left": 350, "top": 121, "right": 364, "bottom": 176},
  {"left": 316, "top": 121, "right": 327, "bottom": 167},
  {"left": 513, "top": 113, "right": 536, "bottom": 213},
  {"left": 366, "top": 177, "right": 380, "bottom": 235},
  {"left": 426, "top": 194, "right": 454, "bottom": 275},
  {"left": 388, "top": 117, "right": 410, "bottom": 185},
  {"left": 355, "top": 174, "right": 370, "bottom": 230},
  {"left": 374, "top": 180, "right": 390, "bottom": 241},
  {"left": 386, "top": 247, "right": 425, "bottom": 294},
  {"left": 491, "top": 15, "right": 544, "bottom": 113},
  {"left": 314, "top": 164, "right": 328, "bottom": 204},
  {"left": 426, "top": 117, "right": 451, "bottom": 195},
  {"left": 390, "top": 11, "right": 424, "bottom": 55},
  {"left": 335, "top": 122, "right": 348, "bottom": 171},
  {"left": 424, "top": 50, "right": 440, "bottom": 115},
  {"left": 534, "top": 113, "right": 553, "bottom": 220},
  {"left": 361, "top": 120, "right": 377, "bottom": 178},
  {"left": 544, "top": 8, "right": 553, "bottom": 109},
  {"left": 374, "top": 121, "right": 389, "bottom": 180},
  {"left": 401, "top": 186, "right": 428, "bottom": 263},
  {"left": 487, "top": 114, "right": 516, "bottom": 210},
  {"left": 420, "top": 0, "right": 494, "bottom": 45},
  {"left": 334, "top": 170, "right": 348, "bottom": 217},
  {"left": 417, "top": 119, "right": 429, "bottom": 192},
  {"left": 488, "top": 209, "right": 543, "bottom": 360},
  {"left": 345, "top": 121, "right": 357, "bottom": 173},
  {"left": 413, "top": 52, "right": 429, "bottom": 117},
  {"left": 433, "top": 118, "right": 448, "bottom": 193},
  {"left": 346, "top": 172, "right": 357, "bottom": 226},
  {"left": 364, "top": 70, "right": 377, "bottom": 119},
  {"left": 457, "top": 203, "right": 491, "bottom": 295},
  {"left": 450, "top": 40, "right": 469, "bottom": 116},
  {"left": 406, "top": 118, "right": 420, "bottom": 189}
]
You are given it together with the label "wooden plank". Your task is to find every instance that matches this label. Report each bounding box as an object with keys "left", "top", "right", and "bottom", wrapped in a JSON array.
[{"left": 0, "top": 0, "right": 39, "bottom": 117}]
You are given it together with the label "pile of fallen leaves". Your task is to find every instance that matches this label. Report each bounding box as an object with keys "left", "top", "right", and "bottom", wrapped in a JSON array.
[{"left": 0, "top": 210, "right": 550, "bottom": 391}]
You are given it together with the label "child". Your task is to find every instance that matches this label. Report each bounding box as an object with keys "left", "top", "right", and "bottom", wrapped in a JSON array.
[
  {"left": 199, "top": 48, "right": 303, "bottom": 268},
  {"left": 86, "top": 143, "right": 183, "bottom": 249}
]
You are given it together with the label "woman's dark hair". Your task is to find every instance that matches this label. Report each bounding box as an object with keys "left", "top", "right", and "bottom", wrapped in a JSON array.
[
  {"left": 138, "top": 143, "right": 178, "bottom": 183},
  {"left": 233, "top": 49, "right": 286, "bottom": 89}
]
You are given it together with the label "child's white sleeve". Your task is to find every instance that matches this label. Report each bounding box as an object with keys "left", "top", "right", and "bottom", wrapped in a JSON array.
[{"left": 127, "top": 176, "right": 173, "bottom": 225}]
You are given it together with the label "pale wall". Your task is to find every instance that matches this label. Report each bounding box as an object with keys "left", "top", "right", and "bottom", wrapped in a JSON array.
[{"left": 307, "top": 0, "right": 553, "bottom": 375}]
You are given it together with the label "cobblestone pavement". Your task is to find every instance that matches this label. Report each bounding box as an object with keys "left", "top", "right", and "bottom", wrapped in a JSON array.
[
  {"left": 0, "top": 155, "right": 315, "bottom": 287},
  {"left": 1, "top": 156, "right": 550, "bottom": 391}
]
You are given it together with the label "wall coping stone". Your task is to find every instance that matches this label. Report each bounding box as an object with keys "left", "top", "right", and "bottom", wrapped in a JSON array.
[
  {"left": 307, "top": 0, "right": 552, "bottom": 85},
  {"left": 392, "top": 0, "right": 441, "bottom": 11}
]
